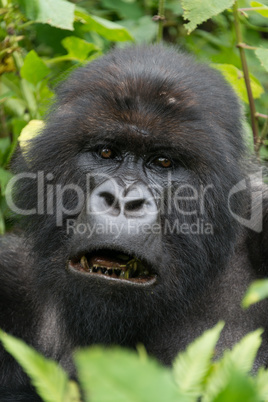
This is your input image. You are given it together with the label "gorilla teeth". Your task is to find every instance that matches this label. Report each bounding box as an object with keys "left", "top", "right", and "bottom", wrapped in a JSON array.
[
  {"left": 78, "top": 255, "right": 149, "bottom": 280},
  {"left": 80, "top": 256, "right": 90, "bottom": 271}
]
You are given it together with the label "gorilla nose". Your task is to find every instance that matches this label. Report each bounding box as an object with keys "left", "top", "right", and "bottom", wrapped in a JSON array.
[{"left": 90, "top": 180, "right": 158, "bottom": 221}]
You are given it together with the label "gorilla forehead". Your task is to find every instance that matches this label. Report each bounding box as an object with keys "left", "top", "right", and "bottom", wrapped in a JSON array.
[{"left": 51, "top": 45, "right": 242, "bottom": 156}]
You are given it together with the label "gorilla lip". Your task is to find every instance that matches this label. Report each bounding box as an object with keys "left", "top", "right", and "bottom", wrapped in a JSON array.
[{"left": 68, "top": 250, "right": 157, "bottom": 285}]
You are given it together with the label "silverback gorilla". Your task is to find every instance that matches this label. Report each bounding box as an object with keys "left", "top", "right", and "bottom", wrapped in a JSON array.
[{"left": 0, "top": 45, "right": 268, "bottom": 400}]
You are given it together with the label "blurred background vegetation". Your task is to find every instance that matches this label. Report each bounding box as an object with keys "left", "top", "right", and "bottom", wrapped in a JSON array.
[{"left": 0, "top": 0, "right": 267, "bottom": 233}]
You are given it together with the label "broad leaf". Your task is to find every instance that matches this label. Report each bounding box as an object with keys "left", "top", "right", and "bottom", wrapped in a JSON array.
[
  {"left": 212, "top": 63, "right": 264, "bottom": 103},
  {"left": 62, "top": 37, "right": 99, "bottom": 61},
  {"left": 255, "top": 47, "right": 268, "bottom": 72},
  {"left": 182, "top": 0, "right": 235, "bottom": 33},
  {"left": 21, "top": 50, "right": 50, "bottom": 86},
  {"left": 173, "top": 322, "right": 224, "bottom": 397},
  {"left": 75, "top": 346, "right": 185, "bottom": 402},
  {"left": 75, "top": 9, "right": 133, "bottom": 42},
  {"left": 242, "top": 279, "right": 268, "bottom": 308},
  {"left": 18, "top": 0, "right": 75, "bottom": 31}
]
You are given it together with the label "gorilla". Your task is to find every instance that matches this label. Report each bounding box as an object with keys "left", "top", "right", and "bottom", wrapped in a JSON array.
[{"left": 0, "top": 44, "right": 267, "bottom": 400}]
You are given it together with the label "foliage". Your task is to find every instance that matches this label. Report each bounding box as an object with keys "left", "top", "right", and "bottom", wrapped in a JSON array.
[
  {"left": 243, "top": 279, "right": 268, "bottom": 307},
  {"left": 1, "top": 323, "right": 268, "bottom": 401}
]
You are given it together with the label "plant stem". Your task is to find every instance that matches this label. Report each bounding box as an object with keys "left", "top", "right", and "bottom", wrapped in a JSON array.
[
  {"left": 233, "top": 1, "right": 259, "bottom": 153},
  {"left": 156, "top": 0, "right": 166, "bottom": 43}
]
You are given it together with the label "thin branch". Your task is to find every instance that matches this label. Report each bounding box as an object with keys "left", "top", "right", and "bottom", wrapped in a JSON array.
[
  {"left": 156, "top": 0, "right": 166, "bottom": 43},
  {"left": 255, "top": 112, "right": 268, "bottom": 119},
  {"left": 233, "top": 1, "right": 259, "bottom": 153},
  {"left": 237, "top": 43, "right": 257, "bottom": 50}
]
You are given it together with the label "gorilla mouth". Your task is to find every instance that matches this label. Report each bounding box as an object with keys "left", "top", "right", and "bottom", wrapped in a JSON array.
[{"left": 68, "top": 249, "right": 157, "bottom": 285}]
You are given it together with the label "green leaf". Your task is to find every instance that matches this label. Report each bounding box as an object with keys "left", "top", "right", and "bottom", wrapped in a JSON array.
[
  {"left": 20, "top": 50, "right": 50, "bottom": 86},
  {"left": 120, "top": 16, "right": 157, "bottom": 44},
  {"left": 17, "top": 0, "right": 75, "bottom": 31},
  {"left": 101, "top": 0, "right": 143, "bottom": 20},
  {"left": 75, "top": 9, "right": 133, "bottom": 42},
  {"left": 62, "top": 37, "right": 99, "bottom": 61},
  {"left": 0, "top": 167, "right": 13, "bottom": 195},
  {"left": 182, "top": 0, "right": 235, "bottom": 33},
  {"left": 0, "top": 330, "right": 69, "bottom": 402},
  {"left": 250, "top": 1, "right": 268, "bottom": 17},
  {"left": 229, "top": 329, "right": 263, "bottom": 373},
  {"left": 211, "top": 63, "right": 264, "bottom": 103},
  {"left": 242, "top": 279, "right": 268, "bottom": 308},
  {"left": 256, "top": 367, "right": 268, "bottom": 401},
  {"left": 204, "top": 329, "right": 262, "bottom": 401},
  {"left": 255, "top": 47, "right": 268, "bottom": 72},
  {"left": 75, "top": 346, "right": 185, "bottom": 402},
  {"left": 213, "top": 368, "right": 259, "bottom": 402},
  {"left": 173, "top": 322, "right": 224, "bottom": 397}
]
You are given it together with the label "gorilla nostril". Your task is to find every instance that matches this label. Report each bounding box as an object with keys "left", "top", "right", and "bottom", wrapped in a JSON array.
[
  {"left": 125, "top": 199, "right": 145, "bottom": 212},
  {"left": 98, "top": 191, "right": 121, "bottom": 215},
  {"left": 100, "top": 192, "right": 117, "bottom": 208}
]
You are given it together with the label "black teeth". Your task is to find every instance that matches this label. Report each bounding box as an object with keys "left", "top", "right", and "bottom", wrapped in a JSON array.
[
  {"left": 93, "top": 266, "right": 98, "bottom": 273},
  {"left": 114, "top": 269, "right": 121, "bottom": 276},
  {"left": 101, "top": 268, "right": 107, "bottom": 274}
]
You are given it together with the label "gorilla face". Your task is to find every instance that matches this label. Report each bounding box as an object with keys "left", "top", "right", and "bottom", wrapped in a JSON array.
[{"left": 13, "top": 45, "right": 245, "bottom": 348}]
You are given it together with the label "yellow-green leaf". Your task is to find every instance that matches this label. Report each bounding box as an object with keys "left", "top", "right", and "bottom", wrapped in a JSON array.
[
  {"left": 62, "top": 37, "right": 99, "bottom": 61},
  {"left": 211, "top": 63, "right": 264, "bottom": 103},
  {"left": 250, "top": 1, "right": 268, "bottom": 17},
  {"left": 242, "top": 279, "right": 268, "bottom": 308},
  {"left": 18, "top": 120, "right": 44, "bottom": 152}
]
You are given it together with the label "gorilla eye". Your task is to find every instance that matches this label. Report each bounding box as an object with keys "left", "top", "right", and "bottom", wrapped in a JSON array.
[
  {"left": 100, "top": 148, "right": 113, "bottom": 159},
  {"left": 153, "top": 157, "right": 172, "bottom": 168}
]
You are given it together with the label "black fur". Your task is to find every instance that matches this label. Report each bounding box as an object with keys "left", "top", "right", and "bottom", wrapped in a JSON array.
[{"left": 0, "top": 45, "right": 267, "bottom": 400}]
